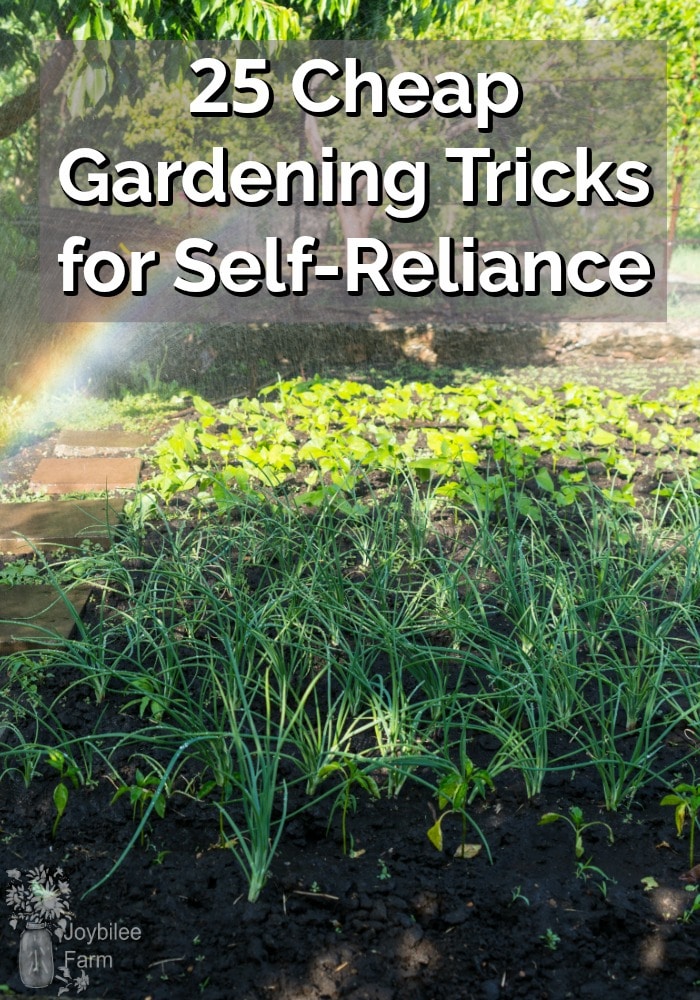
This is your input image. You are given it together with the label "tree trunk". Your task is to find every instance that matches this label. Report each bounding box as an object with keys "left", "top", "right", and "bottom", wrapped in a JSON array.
[
  {"left": 304, "top": 112, "right": 378, "bottom": 241},
  {"left": 667, "top": 145, "right": 687, "bottom": 266},
  {"left": 0, "top": 44, "right": 73, "bottom": 142}
]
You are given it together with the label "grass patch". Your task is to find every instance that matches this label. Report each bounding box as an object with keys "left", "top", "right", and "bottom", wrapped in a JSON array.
[{"left": 0, "top": 388, "right": 189, "bottom": 455}]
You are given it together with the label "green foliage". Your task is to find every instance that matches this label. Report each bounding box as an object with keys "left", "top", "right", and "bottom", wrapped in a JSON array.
[
  {"left": 427, "top": 751, "right": 494, "bottom": 853},
  {"left": 538, "top": 806, "right": 614, "bottom": 860},
  {"left": 680, "top": 888, "right": 700, "bottom": 924},
  {"left": 376, "top": 858, "right": 391, "bottom": 880},
  {"left": 583, "top": 0, "right": 700, "bottom": 243},
  {"left": 442, "top": 0, "right": 588, "bottom": 40},
  {"left": 146, "top": 376, "right": 700, "bottom": 507},
  {"left": 0, "top": 0, "right": 459, "bottom": 56},
  {"left": 661, "top": 782, "right": 700, "bottom": 868},
  {"left": 46, "top": 750, "right": 80, "bottom": 839},
  {"left": 575, "top": 858, "right": 615, "bottom": 898},
  {"left": 3, "top": 392, "right": 700, "bottom": 902},
  {"left": 111, "top": 768, "right": 168, "bottom": 825},
  {"left": 320, "top": 759, "right": 380, "bottom": 855},
  {"left": 540, "top": 928, "right": 560, "bottom": 950},
  {"left": 0, "top": 559, "right": 40, "bottom": 586},
  {"left": 51, "top": 781, "right": 69, "bottom": 838},
  {"left": 1, "top": 0, "right": 697, "bottom": 246},
  {"left": 46, "top": 749, "right": 81, "bottom": 788}
]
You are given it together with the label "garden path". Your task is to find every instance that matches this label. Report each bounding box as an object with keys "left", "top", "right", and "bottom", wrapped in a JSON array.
[{"left": 0, "top": 430, "right": 149, "bottom": 653}]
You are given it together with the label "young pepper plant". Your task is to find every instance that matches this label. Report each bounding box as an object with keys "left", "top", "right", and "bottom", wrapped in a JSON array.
[
  {"left": 319, "top": 759, "right": 380, "bottom": 856},
  {"left": 46, "top": 751, "right": 81, "bottom": 839},
  {"left": 427, "top": 753, "right": 494, "bottom": 856},
  {"left": 661, "top": 783, "right": 700, "bottom": 869},
  {"left": 538, "top": 806, "right": 614, "bottom": 861}
]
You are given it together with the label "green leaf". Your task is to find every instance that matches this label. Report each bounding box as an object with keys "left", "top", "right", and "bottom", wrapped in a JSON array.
[
  {"left": 427, "top": 816, "right": 445, "bottom": 852},
  {"left": 437, "top": 772, "right": 460, "bottom": 810},
  {"left": 53, "top": 782, "right": 69, "bottom": 816},
  {"left": 675, "top": 803, "right": 689, "bottom": 838},
  {"left": 590, "top": 428, "right": 617, "bottom": 447},
  {"left": 538, "top": 812, "right": 561, "bottom": 826},
  {"left": 85, "top": 64, "right": 108, "bottom": 105},
  {"left": 70, "top": 8, "right": 92, "bottom": 40},
  {"left": 358, "top": 773, "right": 381, "bottom": 799},
  {"left": 68, "top": 74, "right": 88, "bottom": 118},
  {"left": 535, "top": 467, "right": 554, "bottom": 493}
]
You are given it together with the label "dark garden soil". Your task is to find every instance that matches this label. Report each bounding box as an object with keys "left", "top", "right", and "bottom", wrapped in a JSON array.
[
  {"left": 3, "top": 544, "right": 700, "bottom": 1000},
  {"left": 2, "top": 711, "right": 700, "bottom": 1000},
  {"left": 2, "top": 349, "right": 700, "bottom": 1000}
]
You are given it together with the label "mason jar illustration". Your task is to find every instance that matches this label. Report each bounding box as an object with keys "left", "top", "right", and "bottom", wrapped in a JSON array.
[{"left": 19, "top": 921, "right": 54, "bottom": 989}]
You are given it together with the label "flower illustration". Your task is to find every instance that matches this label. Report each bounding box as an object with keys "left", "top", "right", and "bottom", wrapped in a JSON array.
[
  {"left": 5, "top": 885, "right": 25, "bottom": 910},
  {"left": 56, "top": 968, "right": 90, "bottom": 996},
  {"left": 7, "top": 867, "right": 86, "bottom": 995},
  {"left": 34, "top": 884, "right": 69, "bottom": 921},
  {"left": 5, "top": 867, "right": 73, "bottom": 933}
]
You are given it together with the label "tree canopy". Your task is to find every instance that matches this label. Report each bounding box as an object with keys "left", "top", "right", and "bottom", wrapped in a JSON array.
[{"left": 0, "top": 0, "right": 697, "bottom": 242}]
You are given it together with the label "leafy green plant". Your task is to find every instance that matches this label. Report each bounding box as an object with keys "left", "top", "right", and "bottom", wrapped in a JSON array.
[
  {"left": 680, "top": 888, "right": 700, "bottom": 924},
  {"left": 661, "top": 782, "right": 700, "bottom": 868},
  {"left": 538, "top": 806, "right": 614, "bottom": 860},
  {"left": 540, "top": 929, "right": 561, "bottom": 951},
  {"left": 0, "top": 559, "right": 40, "bottom": 586},
  {"left": 427, "top": 753, "right": 494, "bottom": 854},
  {"left": 111, "top": 768, "right": 168, "bottom": 822},
  {"left": 376, "top": 859, "right": 391, "bottom": 881},
  {"left": 145, "top": 376, "right": 700, "bottom": 507},
  {"left": 46, "top": 751, "right": 80, "bottom": 839},
  {"left": 575, "top": 859, "right": 616, "bottom": 898},
  {"left": 320, "top": 759, "right": 380, "bottom": 856},
  {"left": 51, "top": 782, "right": 69, "bottom": 839}
]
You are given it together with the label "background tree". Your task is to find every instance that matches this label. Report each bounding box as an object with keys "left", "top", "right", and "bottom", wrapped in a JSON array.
[
  {"left": 0, "top": 0, "right": 695, "bottom": 339},
  {"left": 1, "top": 0, "right": 694, "bottom": 246},
  {"left": 581, "top": 0, "right": 699, "bottom": 256}
]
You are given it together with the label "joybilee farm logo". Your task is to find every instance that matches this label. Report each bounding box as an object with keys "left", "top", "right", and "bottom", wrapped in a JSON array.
[{"left": 6, "top": 866, "right": 142, "bottom": 993}]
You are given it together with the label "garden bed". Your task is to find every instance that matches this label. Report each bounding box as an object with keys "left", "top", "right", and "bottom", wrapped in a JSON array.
[{"left": 2, "top": 368, "right": 700, "bottom": 999}]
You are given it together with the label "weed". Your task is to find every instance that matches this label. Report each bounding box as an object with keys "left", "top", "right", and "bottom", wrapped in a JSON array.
[
  {"left": 0, "top": 559, "right": 40, "bottom": 586},
  {"left": 575, "top": 859, "right": 616, "bottom": 898},
  {"left": 510, "top": 886, "right": 530, "bottom": 906},
  {"left": 377, "top": 859, "right": 391, "bottom": 881},
  {"left": 540, "top": 929, "right": 561, "bottom": 950}
]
